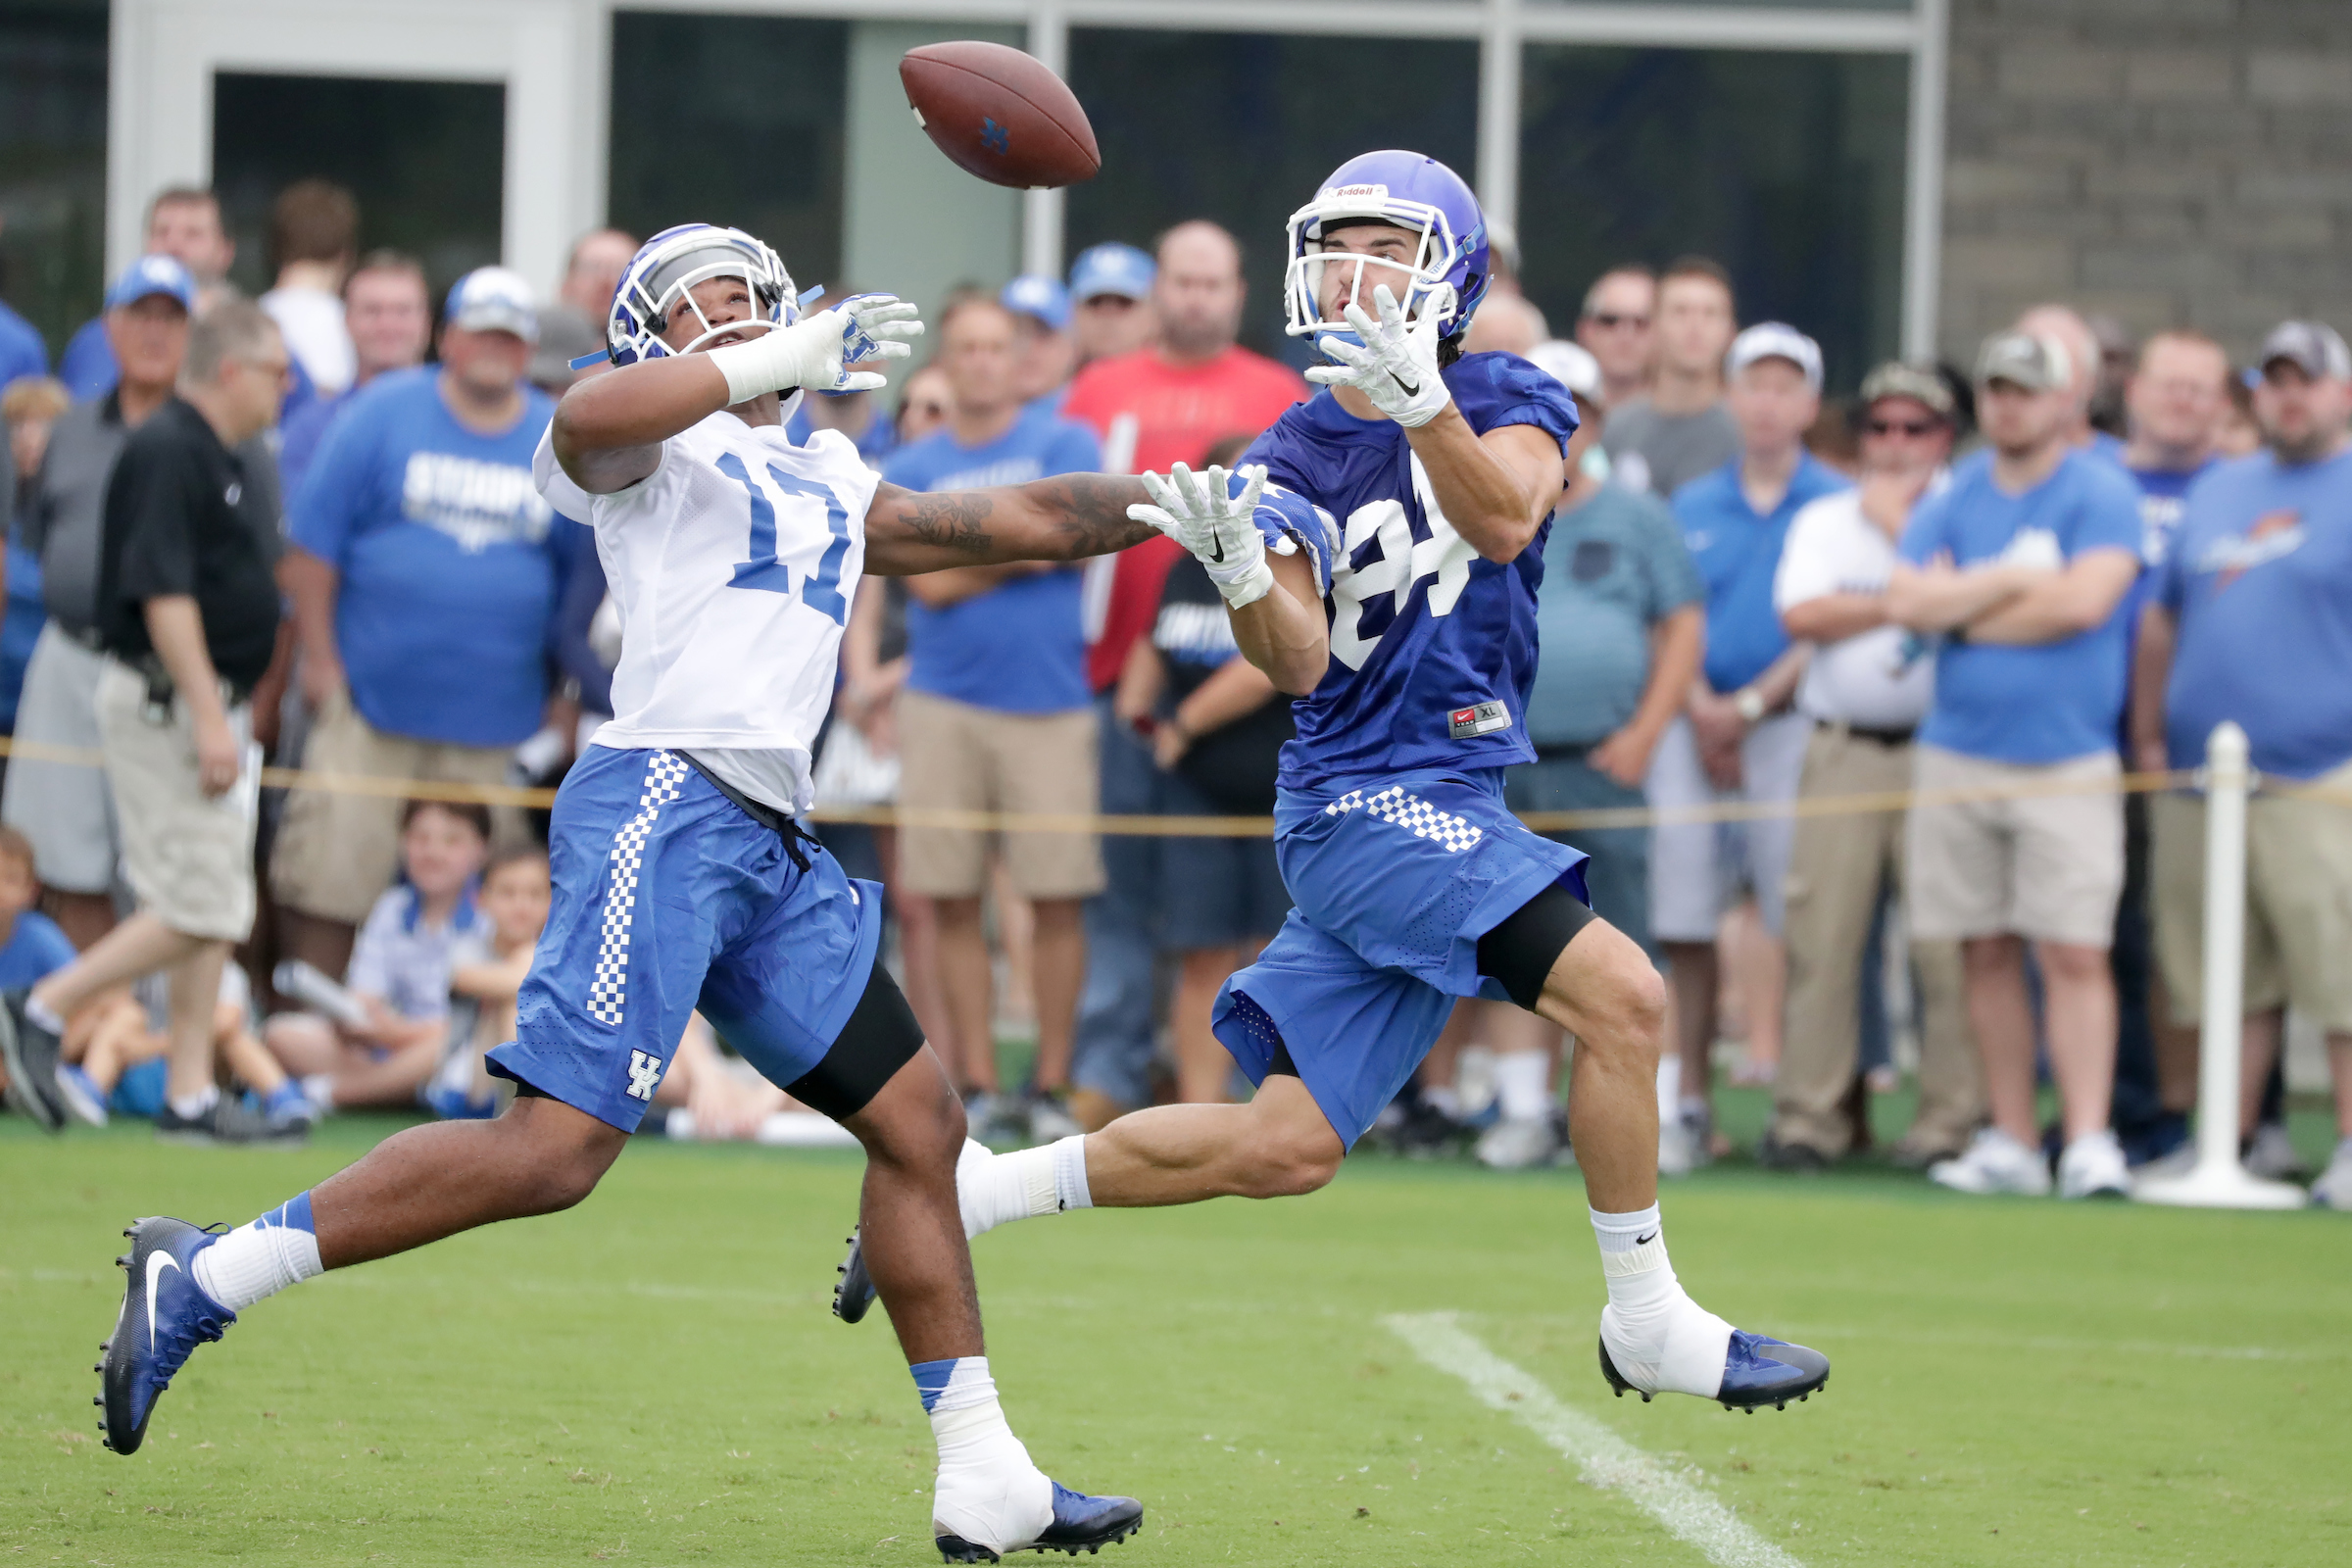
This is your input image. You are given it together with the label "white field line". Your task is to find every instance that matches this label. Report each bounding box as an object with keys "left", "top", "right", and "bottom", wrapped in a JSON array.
[{"left": 1384, "top": 1311, "right": 1802, "bottom": 1568}]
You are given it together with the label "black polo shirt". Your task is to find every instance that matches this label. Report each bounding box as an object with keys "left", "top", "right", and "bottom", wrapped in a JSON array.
[{"left": 96, "top": 397, "right": 282, "bottom": 693}]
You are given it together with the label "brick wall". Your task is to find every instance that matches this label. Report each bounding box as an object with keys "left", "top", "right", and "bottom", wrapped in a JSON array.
[{"left": 1940, "top": 0, "right": 2352, "bottom": 363}]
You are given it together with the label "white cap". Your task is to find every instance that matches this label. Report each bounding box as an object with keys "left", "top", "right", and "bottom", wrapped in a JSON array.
[
  {"left": 445, "top": 266, "right": 539, "bottom": 343},
  {"left": 1525, "top": 339, "right": 1602, "bottom": 401},
  {"left": 1725, "top": 321, "right": 1823, "bottom": 393}
]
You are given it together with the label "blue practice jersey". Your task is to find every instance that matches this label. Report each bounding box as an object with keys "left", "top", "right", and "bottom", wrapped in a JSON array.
[{"left": 1242, "top": 352, "right": 1579, "bottom": 794}]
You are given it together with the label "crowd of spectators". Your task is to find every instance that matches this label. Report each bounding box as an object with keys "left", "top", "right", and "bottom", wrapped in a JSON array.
[{"left": 0, "top": 177, "right": 2347, "bottom": 1213}]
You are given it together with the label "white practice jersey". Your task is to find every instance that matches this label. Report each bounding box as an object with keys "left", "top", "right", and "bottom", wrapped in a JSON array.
[{"left": 533, "top": 412, "right": 882, "bottom": 813}]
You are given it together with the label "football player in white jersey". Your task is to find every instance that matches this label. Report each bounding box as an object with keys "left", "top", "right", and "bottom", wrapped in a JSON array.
[{"left": 90, "top": 225, "right": 1159, "bottom": 1562}]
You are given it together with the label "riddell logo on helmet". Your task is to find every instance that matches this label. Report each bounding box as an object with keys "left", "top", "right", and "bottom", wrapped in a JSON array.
[{"left": 1326, "top": 183, "right": 1390, "bottom": 201}]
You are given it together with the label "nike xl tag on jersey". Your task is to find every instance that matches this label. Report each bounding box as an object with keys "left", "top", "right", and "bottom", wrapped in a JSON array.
[{"left": 1447, "top": 700, "right": 1510, "bottom": 739}]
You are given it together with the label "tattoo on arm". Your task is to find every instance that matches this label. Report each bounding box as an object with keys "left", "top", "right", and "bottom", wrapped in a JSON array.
[
  {"left": 1024, "top": 473, "right": 1155, "bottom": 558},
  {"left": 900, "top": 488, "right": 998, "bottom": 555}
]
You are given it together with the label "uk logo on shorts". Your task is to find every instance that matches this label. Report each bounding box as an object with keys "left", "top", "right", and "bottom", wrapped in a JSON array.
[
  {"left": 625, "top": 1050, "right": 665, "bottom": 1102},
  {"left": 1324, "top": 783, "right": 1485, "bottom": 853},
  {"left": 585, "top": 751, "right": 693, "bottom": 1027}
]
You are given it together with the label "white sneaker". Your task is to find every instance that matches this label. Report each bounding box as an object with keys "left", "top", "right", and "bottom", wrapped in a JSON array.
[
  {"left": 1476, "top": 1115, "right": 1559, "bottom": 1170},
  {"left": 1929, "top": 1128, "right": 2052, "bottom": 1196},
  {"left": 2056, "top": 1129, "right": 2131, "bottom": 1199},
  {"left": 2243, "top": 1122, "right": 2307, "bottom": 1181},
  {"left": 2308, "top": 1141, "right": 2352, "bottom": 1209},
  {"left": 1657, "top": 1109, "right": 1710, "bottom": 1177}
]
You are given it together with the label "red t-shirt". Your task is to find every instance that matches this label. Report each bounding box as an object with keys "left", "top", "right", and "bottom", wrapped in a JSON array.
[{"left": 1063, "top": 347, "right": 1307, "bottom": 690}]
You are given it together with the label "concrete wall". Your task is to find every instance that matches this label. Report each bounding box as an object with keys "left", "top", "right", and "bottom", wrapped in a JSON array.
[{"left": 1939, "top": 0, "right": 2352, "bottom": 362}]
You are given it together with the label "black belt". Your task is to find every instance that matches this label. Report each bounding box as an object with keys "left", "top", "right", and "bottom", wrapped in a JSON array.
[
  {"left": 1835, "top": 722, "right": 1917, "bottom": 748},
  {"left": 679, "top": 750, "right": 819, "bottom": 871}
]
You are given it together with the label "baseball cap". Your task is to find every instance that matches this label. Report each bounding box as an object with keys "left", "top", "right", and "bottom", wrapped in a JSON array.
[
  {"left": 1725, "top": 321, "right": 1824, "bottom": 392},
  {"left": 1857, "top": 360, "right": 1956, "bottom": 419},
  {"left": 1974, "top": 330, "right": 2070, "bottom": 392},
  {"left": 445, "top": 266, "right": 539, "bottom": 343},
  {"left": 1000, "top": 274, "right": 1070, "bottom": 332},
  {"left": 1068, "top": 242, "right": 1154, "bottom": 303},
  {"left": 2258, "top": 319, "right": 2351, "bottom": 382},
  {"left": 1525, "top": 339, "right": 1602, "bottom": 402},
  {"left": 105, "top": 254, "right": 197, "bottom": 314}
]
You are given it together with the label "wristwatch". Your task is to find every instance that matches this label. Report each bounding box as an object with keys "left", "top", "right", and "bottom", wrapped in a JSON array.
[{"left": 1733, "top": 687, "right": 1768, "bottom": 723}]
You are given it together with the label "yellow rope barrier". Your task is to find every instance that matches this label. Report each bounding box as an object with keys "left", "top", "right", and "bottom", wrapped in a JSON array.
[{"left": 2, "top": 734, "right": 2334, "bottom": 836}]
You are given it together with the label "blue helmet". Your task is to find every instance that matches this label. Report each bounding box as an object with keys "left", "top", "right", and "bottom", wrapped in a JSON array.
[
  {"left": 606, "top": 222, "right": 799, "bottom": 369},
  {"left": 1283, "top": 150, "right": 1491, "bottom": 346}
]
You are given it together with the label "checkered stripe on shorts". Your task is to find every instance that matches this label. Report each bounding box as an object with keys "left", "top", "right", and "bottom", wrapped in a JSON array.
[
  {"left": 585, "top": 751, "right": 693, "bottom": 1026},
  {"left": 1323, "top": 784, "right": 1485, "bottom": 854}
]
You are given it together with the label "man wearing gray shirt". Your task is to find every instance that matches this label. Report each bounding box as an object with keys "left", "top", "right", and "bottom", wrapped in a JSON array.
[
  {"left": 1600, "top": 258, "right": 1740, "bottom": 500},
  {"left": 2, "top": 257, "right": 198, "bottom": 949}
]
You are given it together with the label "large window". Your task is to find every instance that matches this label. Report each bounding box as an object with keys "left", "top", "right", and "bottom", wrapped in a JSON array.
[
  {"left": 608, "top": 12, "right": 850, "bottom": 288},
  {"left": 1066, "top": 28, "right": 1479, "bottom": 364},
  {"left": 1518, "top": 44, "right": 1908, "bottom": 390},
  {"left": 0, "top": 0, "right": 107, "bottom": 360},
  {"left": 213, "top": 74, "right": 506, "bottom": 306}
]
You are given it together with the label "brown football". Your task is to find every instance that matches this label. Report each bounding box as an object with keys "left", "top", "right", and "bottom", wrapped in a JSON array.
[{"left": 900, "top": 41, "right": 1101, "bottom": 189}]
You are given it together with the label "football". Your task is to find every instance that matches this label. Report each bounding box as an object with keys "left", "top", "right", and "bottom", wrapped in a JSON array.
[{"left": 899, "top": 40, "right": 1101, "bottom": 189}]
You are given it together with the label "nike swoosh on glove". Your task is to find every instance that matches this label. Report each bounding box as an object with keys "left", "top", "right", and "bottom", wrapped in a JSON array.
[
  {"left": 1305, "top": 282, "right": 1454, "bottom": 427},
  {"left": 707, "top": 293, "right": 924, "bottom": 405},
  {"left": 1127, "top": 462, "right": 1278, "bottom": 610}
]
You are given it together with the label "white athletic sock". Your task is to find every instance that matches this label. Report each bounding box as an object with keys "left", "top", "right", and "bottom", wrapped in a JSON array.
[
  {"left": 914, "top": 1357, "right": 1054, "bottom": 1551},
  {"left": 956, "top": 1136, "right": 1090, "bottom": 1241},
  {"left": 189, "top": 1193, "right": 323, "bottom": 1311},
  {"left": 1494, "top": 1050, "right": 1552, "bottom": 1123},
  {"left": 300, "top": 1074, "right": 337, "bottom": 1113},
  {"left": 1590, "top": 1204, "right": 1732, "bottom": 1398},
  {"left": 168, "top": 1085, "right": 220, "bottom": 1121},
  {"left": 24, "top": 993, "right": 65, "bottom": 1036}
]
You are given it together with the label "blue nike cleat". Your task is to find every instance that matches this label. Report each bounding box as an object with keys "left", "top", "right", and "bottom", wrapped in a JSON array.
[
  {"left": 97, "top": 1217, "right": 235, "bottom": 1454},
  {"left": 834, "top": 1227, "right": 876, "bottom": 1324},
  {"left": 1598, "top": 1329, "right": 1830, "bottom": 1412},
  {"left": 937, "top": 1482, "right": 1145, "bottom": 1561}
]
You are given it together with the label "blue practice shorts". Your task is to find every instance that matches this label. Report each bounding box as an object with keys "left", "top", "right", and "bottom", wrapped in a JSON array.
[
  {"left": 1210, "top": 770, "right": 1589, "bottom": 1150},
  {"left": 488, "top": 746, "right": 883, "bottom": 1132}
]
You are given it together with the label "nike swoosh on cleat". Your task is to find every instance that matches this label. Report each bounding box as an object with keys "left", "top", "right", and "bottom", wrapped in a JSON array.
[{"left": 146, "top": 1250, "right": 181, "bottom": 1352}]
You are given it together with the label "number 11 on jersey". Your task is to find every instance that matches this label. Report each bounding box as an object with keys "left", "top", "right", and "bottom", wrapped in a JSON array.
[{"left": 715, "top": 452, "right": 853, "bottom": 623}]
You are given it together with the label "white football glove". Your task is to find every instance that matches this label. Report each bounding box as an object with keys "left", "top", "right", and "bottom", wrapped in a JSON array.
[
  {"left": 1128, "top": 462, "right": 1276, "bottom": 610},
  {"left": 1304, "top": 283, "right": 1454, "bottom": 427},
  {"left": 706, "top": 292, "right": 923, "bottom": 406}
]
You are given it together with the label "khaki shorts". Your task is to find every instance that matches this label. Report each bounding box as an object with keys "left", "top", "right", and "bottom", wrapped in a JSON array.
[
  {"left": 1904, "top": 744, "right": 2124, "bottom": 947},
  {"left": 94, "top": 659, "right": 257, "bottom": 943},
  {"left": 896, "top": 690, "right": 1104, "bottom": 901},
  {"left": 270, "top": 691, "right": 523, "bottom": 925},
  {"left": 0, "top": 626, "right": 122, "bottom": 893},
  {"left": 2150, "top": 760, "right": 2352, "bottom": 1030}
]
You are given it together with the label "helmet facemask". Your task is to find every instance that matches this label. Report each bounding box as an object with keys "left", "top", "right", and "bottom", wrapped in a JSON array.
[
  {"left": 608, "top": 227, "right": 800, "bottom": 368},
  {"left": 1285, "top": 202, "right": 1464, "bottom": 349}
]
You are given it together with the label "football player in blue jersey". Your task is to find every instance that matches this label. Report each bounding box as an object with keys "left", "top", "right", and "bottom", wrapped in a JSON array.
[{"left": 839, "top": 152, "right": 1828, "bottom": 1418}]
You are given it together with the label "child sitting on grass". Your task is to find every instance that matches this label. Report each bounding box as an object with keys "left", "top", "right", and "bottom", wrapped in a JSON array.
[
  {"left": 264, "top": 799, "right": 493, "bottom": 1112},
  {"left": 58, "top": 963, "right": 313, "bottom": 1131},
  {"left": 428, "top": 845, "right": 550, "bottom": 1119}
]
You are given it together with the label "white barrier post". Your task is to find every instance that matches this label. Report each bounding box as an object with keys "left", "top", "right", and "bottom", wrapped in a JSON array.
[{"left": 2134, "top": 721, "right": 2305, "bottom": 1207}]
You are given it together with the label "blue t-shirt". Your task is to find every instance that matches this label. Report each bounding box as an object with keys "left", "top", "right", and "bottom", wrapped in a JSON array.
[
  {"left": 1899, "top": 447, "right": 2143, "bottom": 763},
  {"left": 59, "top": 317, "right": 114, "bottom": 403},
  {"left": 0, "top": 300, "right": 47, "bottom": 393},
  {"left": 292, "top": 368, "right": 565, "bottom": 746},
  {"left": 1527, "top": 485, "right": 1703, "bottom": 749},
  {"left": 0, "top": 533, "right": 45, "bottom": 730},
  {"left": 2116, "top": 459, "right": 2215, "bottom": 697},
  {"left": 786, "top": 396, "right": 898, "bottom": 468},
  {"left": 0, "top": 907, "right": 76, "bottom": 991},
  {"left": 1242, "top": 352, "right": 1581, "bottom": 794},
  {"left": 881, "top": 407, "right": 1101, "bottom": 713},
  {"left": 1673, "top": 452, "right": 1849, "bottom": 693},
  {"left": 277, "top": 385, "right": 348, "bottom": 501},
  {"left": 2159, "top": 448, "right": 2352, "bottom": 779}
]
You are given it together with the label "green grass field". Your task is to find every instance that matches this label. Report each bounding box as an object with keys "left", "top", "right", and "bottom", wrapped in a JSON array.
[{"left": 6, "top": 1109, "right": 2349, "bottom": 1567}]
